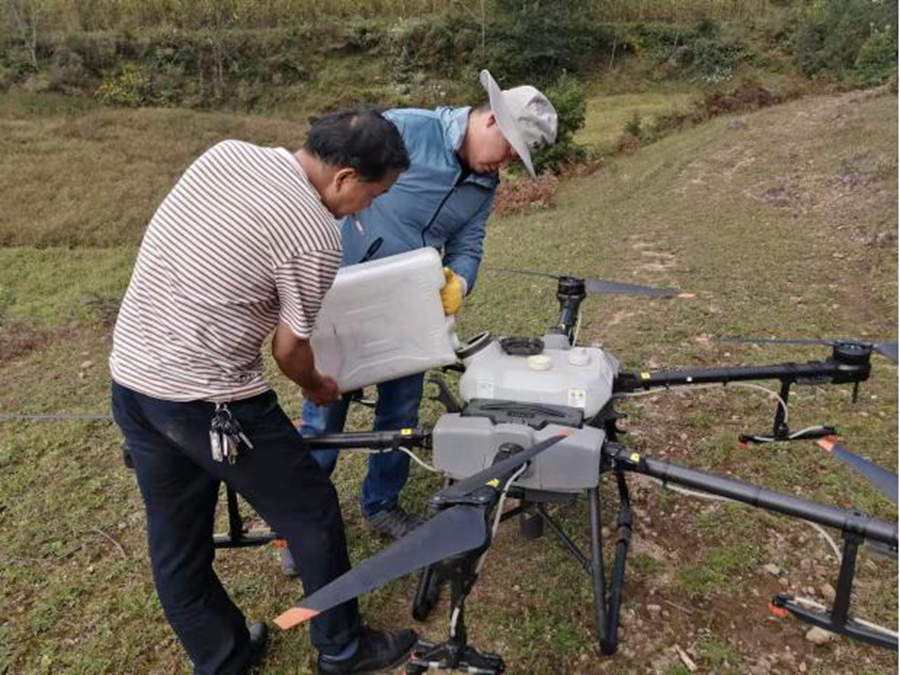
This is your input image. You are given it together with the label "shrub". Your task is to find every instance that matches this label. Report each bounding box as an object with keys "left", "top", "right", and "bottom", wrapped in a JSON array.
[
  {"left": 855, "top": 26, "right": 897, "bottom": 87},
  {"left": 531, "top": 73, "right": 588, "bottom": 175},
  {"left": 483, "top": 0, "right": 613, "bottom": 83},
  {"left": 94, "top": 63, "right": 154, "bottom": 106},
  {"left": 384, "top": 15, "right": 479, "bottom": 86},
  {"left": 344, "top": 18, "right": 388, "bottom": 53},
  {"left": 492, "top": 173, "right": 560, "bottom": 218},
  {"left": 45, "top": 48, "right": 95, "bottom": 94},
  {"left": 626, "top": 19, "right": 749, "bottom": 83},
  {"left": 615, "top": 111, "right": 645, "bottom": 154},
  {"left": 624, "top": 111, "right": 644, "bottom": 138},
  {"left": 616, "top": 132, "right": 642, "bottom": 154},
  {"left": 675, "top": 34, "right": 746, "bottom": 83},
  {"left": 792, "top": 0, "right": 897, "bottom": 81},
  {"left": 648, "top": 79, "right": 784, "bottom": 140},
  {"left": 695, "top": 78, "right": 779, "bottom": 118}
]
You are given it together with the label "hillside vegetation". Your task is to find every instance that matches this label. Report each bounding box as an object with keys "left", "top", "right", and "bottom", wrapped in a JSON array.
[{"left": 1, "top": 0, "right": 896, "bottom": 115}]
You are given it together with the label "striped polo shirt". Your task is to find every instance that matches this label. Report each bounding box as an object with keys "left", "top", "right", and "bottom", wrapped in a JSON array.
[{"left": 110, "top": 140, "right": 342, "bottom": 402}]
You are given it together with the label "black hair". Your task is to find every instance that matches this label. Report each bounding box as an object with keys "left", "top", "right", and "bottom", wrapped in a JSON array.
[{"left": 304, "top": 109, "right": 410, "bottom": 182}]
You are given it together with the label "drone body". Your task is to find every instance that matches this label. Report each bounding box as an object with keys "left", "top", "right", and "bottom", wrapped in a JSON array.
[{"left": 435, "top": 334, "right": 617, "bottom": 492}]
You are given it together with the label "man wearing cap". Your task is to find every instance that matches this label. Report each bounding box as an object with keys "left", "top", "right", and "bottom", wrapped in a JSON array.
[{"left": 287, "top": 71, "right": 558, "bottom": 568}]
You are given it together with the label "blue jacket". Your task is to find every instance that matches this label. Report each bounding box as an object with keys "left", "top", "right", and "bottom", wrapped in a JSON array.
[{"left": 340, "top": 106, "right": 498, "bottom": 293}]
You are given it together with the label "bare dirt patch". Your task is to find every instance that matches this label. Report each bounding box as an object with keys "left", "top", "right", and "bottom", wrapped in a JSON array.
[{"left": 0, "top": 320, "right": 81, "bottom": 364}]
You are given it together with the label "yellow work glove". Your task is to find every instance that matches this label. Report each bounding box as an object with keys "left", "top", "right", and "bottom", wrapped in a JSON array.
[{"left": 440, "top": 267, "right": 466, "bottom": 315}]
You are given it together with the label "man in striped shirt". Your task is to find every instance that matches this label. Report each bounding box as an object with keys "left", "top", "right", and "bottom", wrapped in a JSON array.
[{"left": 110, "top": 110, "right": 416, "bottom": 675}]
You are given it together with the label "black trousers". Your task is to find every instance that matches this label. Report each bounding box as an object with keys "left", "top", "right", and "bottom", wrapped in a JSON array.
[{"left": 111, "top": 382, "right": 360, "bottom": 675}]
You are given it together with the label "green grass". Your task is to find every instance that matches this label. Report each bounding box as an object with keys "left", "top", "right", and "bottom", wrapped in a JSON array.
[
  {"left": 0, "top": 248, "right": 135, "bottom": 324},
  {"left": 0, "top": 98, "right": 312, "bottom": 248},
  {"left": 1, "top": 86, "right": 897, "bottom": 674},
  {"left": 576, "top": 90, "right": 696, "bottom": 151}
]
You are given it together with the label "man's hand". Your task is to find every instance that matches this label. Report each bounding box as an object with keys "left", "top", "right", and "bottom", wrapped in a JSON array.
[
  {"left": 302, "top": 374, "right": 340, "bottom": 407},
  {"left": 272, "top": 324, "right": 341, "bottom": 404},
  {"left": 440, "top": 267, "right": 465, "bottom": 315}
]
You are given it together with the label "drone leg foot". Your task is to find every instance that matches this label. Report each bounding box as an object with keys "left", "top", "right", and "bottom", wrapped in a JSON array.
[{"left": 406, "top": 639, "right": 505, "bottom": 674}]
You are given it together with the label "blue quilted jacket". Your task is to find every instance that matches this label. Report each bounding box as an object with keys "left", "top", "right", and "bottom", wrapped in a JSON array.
[{"left": 339, "top": 106, "right": 498, "bottom": 292}]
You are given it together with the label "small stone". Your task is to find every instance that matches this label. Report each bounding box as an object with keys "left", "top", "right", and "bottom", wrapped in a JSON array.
[
  {"left": 873, "top": 231, "right": 897, "bottom": 246},
  {"left": 799, "top": 662, "right": 807, "bottom": 672},
  {"left": 647, "top": 604, "right": 662, "bottom": 616},
  {"left": 819, "top": 583, "right": 836, "bottom": 603},
  {"left": 763, "top": 563, "right": 780, "bottom": 576},
  {"left": 80, "top": 360, "right": 94, "bottom": 369},
  {"left": 805, "top": 627, "right": 835, "bottom": 645}
]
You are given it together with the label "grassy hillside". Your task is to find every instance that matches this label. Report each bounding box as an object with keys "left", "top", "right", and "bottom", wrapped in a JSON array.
[{"left": 0, "top": 86, "right": 897, "bottom": 674}]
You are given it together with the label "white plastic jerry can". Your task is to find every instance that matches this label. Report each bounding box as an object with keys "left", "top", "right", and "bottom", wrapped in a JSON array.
[{"left": 310, "top": 248, "right": 460, "bottom": 392}]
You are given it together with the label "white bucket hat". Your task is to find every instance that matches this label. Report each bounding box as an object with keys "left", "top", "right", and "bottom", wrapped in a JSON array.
[{"left": 480, "top": 69, "right": 558, "bottom": 178}]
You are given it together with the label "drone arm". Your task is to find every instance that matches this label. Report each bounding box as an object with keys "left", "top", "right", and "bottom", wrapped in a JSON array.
[
  {"left": 610, "top": 444, "right": 898, "bottom": 650},
  {"left": 608, "top": 444, "right": 897, "bottom": 547},
  {"left": 302, "top": 427, "right": 432, "bottom": 451},
  {"left": 614, "top": 358, "right": 871, "bottom": 394}
]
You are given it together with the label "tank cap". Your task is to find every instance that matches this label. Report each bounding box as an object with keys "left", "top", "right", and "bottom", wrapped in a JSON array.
[
  {"left": 568, "top": 348, "right": 591, "bottom": 366},
  {"left": 500, "top": 336, "right": 544, "bottom": 356},
  {"left": 527, "top": 354, "right": 553, "bottom": 371}
]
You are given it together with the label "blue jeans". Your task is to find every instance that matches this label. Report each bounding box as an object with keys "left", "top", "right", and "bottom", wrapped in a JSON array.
[
  {"left": 301, "top": 372, "right": 425, "bottom": 518},
  {"left": 111, "top": 382, "right": 360, "bottom": 673}
]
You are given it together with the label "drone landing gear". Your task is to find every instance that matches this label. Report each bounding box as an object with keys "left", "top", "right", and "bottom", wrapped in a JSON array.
[
  {"left": 740, "top": 378, "right": 837, "bottom": 445},
  {"left": 770, "top": 530, "right": 898, "bottom": 651},
  {"left": 124, "top": 445, "right": 277, "bottom": 549},
  {"left": 529, "top": 478, "right": 632, "bottom": 654},
  {"left": 407, "top": 571, "right": 505, "bottom": 673},
  {"left": 410, "top": 481, "right": 631, "bottom": 656},
  {"left": 408, "top": 642, "right": 504, "bottom": 675},
  {"left": 408, "top": 638, "right": 505, "bottom": 674}
]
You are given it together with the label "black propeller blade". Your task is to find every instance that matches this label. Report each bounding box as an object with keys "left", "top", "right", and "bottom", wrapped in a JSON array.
[
  {"left": 719, "top": 336, "right": 898, "bottom": 363},
  {"left": 274, "top": 434, "right": 567, "bottom": 630},
  {"left": 816, "top": 439, "right": 898, "bottom": 505},
  {"left": 275, "top": 505, "right": 488, "bottom": 629},
  {"left": 484, "top": 266, "right": 683, "bottom": 298},
  {"left": 583, "top": 277, "right": 679, "bottom": 298}
]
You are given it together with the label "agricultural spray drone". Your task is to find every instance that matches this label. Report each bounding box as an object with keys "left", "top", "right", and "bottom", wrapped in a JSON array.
[{"left": 215, "top": 269, "right": 898, "bottom": 673}]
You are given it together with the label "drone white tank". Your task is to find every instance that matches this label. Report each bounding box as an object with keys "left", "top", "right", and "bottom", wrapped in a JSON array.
[
  {"left": 457, "top": 338, "right": 619, "bottom": 417},
  {"left": 310, "top": 248, "right": 460, "bottom": 392}
]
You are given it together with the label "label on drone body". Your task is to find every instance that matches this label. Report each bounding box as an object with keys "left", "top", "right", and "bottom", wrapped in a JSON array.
[
  {"left": 477, "top": 381, "right": 495, "bottom": 398},
  {"left": 568, "top": 389, "right": 587, "bottom": 408}
]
